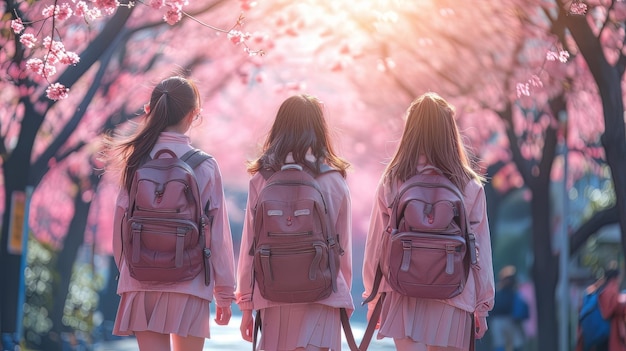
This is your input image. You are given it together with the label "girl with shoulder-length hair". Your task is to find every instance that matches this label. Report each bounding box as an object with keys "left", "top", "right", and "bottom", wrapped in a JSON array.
[
  {"left": 236, "top": 94, "right": 354, "bottom": 351},
  {"left": 247, "top": 94, "right": 349, "bottom": 177},
  {"left": 363, "top": 92, "right": 495, "bottom": 351},
  {"left": 105, "top": 76, "right": 236, "bottom": 351}
]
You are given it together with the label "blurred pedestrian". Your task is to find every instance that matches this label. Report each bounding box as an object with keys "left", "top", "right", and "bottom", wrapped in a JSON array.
[
  {"left": 489, "top": 265, "right": 527, "bottom": 351},
  {"left": 576, "top": 261, "right": 626, "bottom": 351}
]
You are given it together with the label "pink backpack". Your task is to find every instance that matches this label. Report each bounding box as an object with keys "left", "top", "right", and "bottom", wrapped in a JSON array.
[
  {"left": 359, "top": 170, "right": 479, "bottom": 351},
  {"left": 365, "top": 169, "right": 477, "bottom": 302},
  {"left": 122, "top": 149, "right": 213, "bottom": 285},
  {"left": 251, "top": 164, "right": 341, "bottom": 303}
]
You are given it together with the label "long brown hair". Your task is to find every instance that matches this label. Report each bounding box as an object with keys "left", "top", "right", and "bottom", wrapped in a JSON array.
[
  {"left": 384, "top": 92, "right": 484, "bottom": 191},
  {"left": 247, "top": 94, "right": 349, "bottom": 177},
  {"left": 106, "top": 76, "right": 200, "bottom": 191}
]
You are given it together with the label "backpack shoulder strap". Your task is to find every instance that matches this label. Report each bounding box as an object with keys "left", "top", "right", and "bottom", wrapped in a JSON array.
[
  {"left": 259, "top": 167, "right": 275, "bottom": 180},
  {"left": 318, "top": 164, "right": 336, "bottom": 174},
  {"left": 181, "top": 149, "right": 213, "bottom": 169},
  {"left": 181, "top": 149, "right": 213, "bottom": 214},
  {"left": 259, "top": 163, "right": 336, "bottom": 180}
]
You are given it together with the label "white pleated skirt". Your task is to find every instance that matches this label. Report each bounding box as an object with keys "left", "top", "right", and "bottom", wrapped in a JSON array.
[{"left": 377, "top": 292, "right": 472, "bottom": 349}]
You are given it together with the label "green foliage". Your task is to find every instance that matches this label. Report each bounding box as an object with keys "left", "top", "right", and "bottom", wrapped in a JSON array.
[
  {"left": 62, "top": 247, "right": 105, "bottom": 333},
  {"left": 572, "top": 169, "right": 618, "bottom": 279},
  {"left": 23, "top": 236, "right": 106, "bottom": 348},
  {"left": 23, "top": 235, "right": 56, "bottom": 347}
]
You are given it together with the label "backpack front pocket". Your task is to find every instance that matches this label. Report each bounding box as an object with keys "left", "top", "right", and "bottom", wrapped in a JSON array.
[{"left": 254, "top": 241, "right": 332, "bottom": 303}]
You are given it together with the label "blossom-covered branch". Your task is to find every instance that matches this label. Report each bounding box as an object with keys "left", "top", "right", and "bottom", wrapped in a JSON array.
[{"left": 9, "top": 0, "right": 263, "bottom": 100}]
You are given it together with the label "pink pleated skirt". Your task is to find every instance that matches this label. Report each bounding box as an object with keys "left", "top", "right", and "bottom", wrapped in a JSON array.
[
  {"left": 113, "top": 291, "right": 211, "bottom": 339},
  {"left": 377, "top": 292, "right": 472, "bottom": 349},
  {"left": 258, "top": 303, "right": 341, "bottom": 351}
]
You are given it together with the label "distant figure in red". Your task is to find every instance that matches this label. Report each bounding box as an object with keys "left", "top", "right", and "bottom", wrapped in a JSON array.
[{"left": 576, "top": 261, "right": 626, "bottom": 351}]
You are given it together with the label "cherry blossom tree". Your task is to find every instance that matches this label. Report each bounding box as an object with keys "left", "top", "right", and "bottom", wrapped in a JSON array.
[
  {"left": 228, "top": 2, "right": 620, "bottom": 351},
  {"left": 0, "top": 0, "right": 263, "bottom": 347},
  {"left": 2, "top": 1, "right": 624, "bottom": 351}
]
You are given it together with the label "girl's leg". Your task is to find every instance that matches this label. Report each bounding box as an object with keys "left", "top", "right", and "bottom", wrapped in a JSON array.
[
  {"left": 171, "top": 334, "right": 205, "bottom": 351},
  {"left": 394, "top": 337, "right": 426, "bottom": 351},
  {"left": 135, "top": 331, "right": 170, "bottom": 351},
  {"left": 395, "top": 338, "right": 463, "bottom": 351},
  {"left": 293, "top": 346, "right": 330, "bottom": 351}
]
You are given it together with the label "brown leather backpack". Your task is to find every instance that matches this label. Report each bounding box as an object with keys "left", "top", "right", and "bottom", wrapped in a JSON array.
[
  {"left": 359, "top": 169, "right": 479, "bottom": 351},
  {"left": 122, "top": 149, "right": 213, "bottom": 285},
  {"left": 367, "top": 169, "right": 477, "bottom": 302},
  {"left": 250, "top": 164, "right": 341, "bottom": 303}
]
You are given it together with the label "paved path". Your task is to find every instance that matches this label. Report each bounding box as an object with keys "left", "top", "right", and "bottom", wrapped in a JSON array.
[{"left": 93, "top": 317, "right": 396, "bottom": 350}]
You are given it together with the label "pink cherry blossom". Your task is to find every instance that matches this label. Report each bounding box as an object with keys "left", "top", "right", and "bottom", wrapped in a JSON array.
[
  {"left": 60, "top": 51, "right": 80, "bottom": 65},
  {"left": 19, "top": 33, "right": 37, "bottom": 48},
  {"left": 94, "top": 0, "right": 119, "bottom": 15},
  {"left": 149, "top": 0, "right": 165, "bottom": 10},
  {"left": 57, "top": 4, "right": 73, "bottom": 21},
  {"left": 42, "top": 5, "right": 57, "bottom": 18},
  {"left": 240, "top": 0, "right": 257, "bottom": 11},
  {"left": 74, "top": 2, "right": 88, "bottom": 17},
  {"left": 46, "top": 83, "right": 70, "bottom": 100},
  {"left": 11, "top": 18, "right": 24, "bottom": 34},
  {"left": 26, "top": 58, "right": 45, "bottom": 75},
  {"left": 516, "top": 82, "right": 530, "bottom": 97},
  {"left": 546, "top": 50, "right": 570, "bottom": 63},
  {"left": 569, "top": 2, "right": 588, "bottom": 15},
  {"left": 163, "top": 8, "right": 181, "bottom": 25},
  {"left": 228, "top": 30, "right": 250, "bottom": 45},
  {"left": 529, "top": 75, "right": 543, "bottom": 88},
  {"left": 84, "top": 8, "right": 103, "bottom": 21},
  {"left": 41, "top": 64, "right": 57, "bottom": 78}
]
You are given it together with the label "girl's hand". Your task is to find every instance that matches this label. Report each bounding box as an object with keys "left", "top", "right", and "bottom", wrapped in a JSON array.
[
  {"left": 240, "top": 310, "right": 254, "bottom": 342},
  {"left": 475, "top": 315, "right": 488, "bottom": 339},
  {"left": 214, "top": 306, "right": 232, "bottom": 326}
]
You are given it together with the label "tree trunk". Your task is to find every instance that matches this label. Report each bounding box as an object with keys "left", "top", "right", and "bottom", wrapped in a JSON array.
[
  {"left": 561, "top": 0, "right": 626, "bottom": 266},
  {"left": 531, "top": 184, "right": 560, "bottom": 351},
  {"left": 0, "top": 101, "right": 44, "bottom": 335},
  {"left": 42, "top": 176, "right": 96, "bottom": 351},
  {"left": 0, "top": 5, "right": 134, "bottom": 342}
]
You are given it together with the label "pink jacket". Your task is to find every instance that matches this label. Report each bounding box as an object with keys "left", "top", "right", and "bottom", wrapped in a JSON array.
[
  {"left": 362, "top": 166, "right": 495, "bottom": 317},
  {"left": 236, "top": 166, "right": 354, "bottom": 313},
  {"left": 112, "top": 132, "right": 236, "bottom": 307}
]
